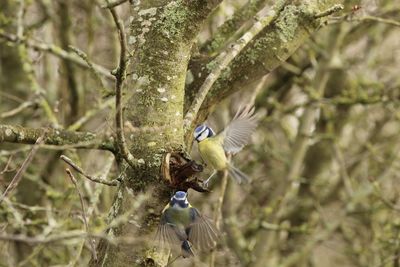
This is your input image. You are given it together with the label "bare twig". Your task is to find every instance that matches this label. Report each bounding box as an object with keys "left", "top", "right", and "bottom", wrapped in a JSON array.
[
  {"left": 354, "top": 15, "right": 400, "bottom": 27},
  {"left": 0, "top": 156, "right": 14, "bottom": 175},
  {"left": 314, "top": 4, "right": 344, "bottom": 19},
  {"left": 60, "top": 155, "right": 119, "bottom": 186},
  {"left": 71, "top": 154, "right": 115, "bottom": 264},
  {"left": 67, "top": 98, "right": 114, "bottom": 131},
  {"left": 209, "top": 167, "right": 229, "bottom": 267},
  {"left": 0, "top": 100, "right": 36, "bottom": 119},
  {"left": 16, "top": 0, "right": 25, "bottom": 39},
  {"left": 0, "top": 31, "right": 114, "bottom": 80},
  {"left": 65, "top": 169, "right": 97, "bottom": 260},
  {"left": 260, "top": 221, "right": 309, "bottom": 233},
  {"left": 101, "top": 0, "right": 128, "bottom": 9},
  {"left": 333, "top": 143, "right": 354, "bottom": 197},
  {"left": 69, "top": 45, "right": 108, "bottom": 94},
  {"left": 0, "top": 230, "right": 148, "bottom": 245},
  {"left": 0, "top": 230, "right": 104, "bottom": 244},
  {"left": 0, "top": 134, "right": 45, "bottom": 204},
  {"left": 12, "top": 0, "right": 60, "bottom": 127},
  {"left": 107, "top": 1, "right": 140, "bottom": 168},
  {"left": 183, "top": 1, "right": 288, "bottom": 132},
  {"left": 329, "top": 14, "right": 400, "bottom": 28}
]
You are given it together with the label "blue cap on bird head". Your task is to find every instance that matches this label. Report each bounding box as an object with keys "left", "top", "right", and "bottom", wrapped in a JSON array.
[
  {"left": 194, "top": 124, "right": 215, "bottom": 142},
  {"left": 173, "top": 191, "right": 187, "bottom": 200},
  {"left": 171, "top": 191, "right": 189, "bottom": 208}
]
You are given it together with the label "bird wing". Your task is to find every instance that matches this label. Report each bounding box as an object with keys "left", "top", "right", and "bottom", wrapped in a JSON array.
[
  {"left": 217, "top": 105, "right": 258, "bottom": 154},
  {"left": 187, "top": 208, "right": 219, "bottom": 251},
  {"left": 155, "top": 210, "right": 186, "bottom": 251}
]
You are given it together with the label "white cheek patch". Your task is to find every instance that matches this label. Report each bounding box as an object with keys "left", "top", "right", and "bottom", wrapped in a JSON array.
[{"left": 197, "top": 129, "right": 209, "bottom": 141}]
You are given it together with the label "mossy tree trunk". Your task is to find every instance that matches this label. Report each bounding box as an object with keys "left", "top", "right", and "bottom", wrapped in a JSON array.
[{"left": 89, "top": 1, "right": 222, "bottom": 266}]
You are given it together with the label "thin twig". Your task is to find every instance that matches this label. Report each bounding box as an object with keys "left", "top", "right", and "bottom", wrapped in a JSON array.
[
  {"left": 0, "top": 230, "right": 106, "bottom": 244},
  {"left": 16, "top": 0, "right": 25, "bottom": 39},
  {"left": 67, "top": 98, "right": 114, "bottom": 131},
  {"left": 71, "top": 154, "right": 115, "bottom": 264},
  {"left": 0, "top": 134, "right": 45, "bottom": 204},
  {"left": 209, "top": 166, "right": 229, "bottom": 267},
  {"left": 65, "top": 169, "right": 97, "bottom": 260},
  {"left": 329, "top": 15, "right": 400, "bottom": 28},
  {"left": 260, "top": 221, "right": 310, "bottom": 233},
  {"left": 0, "top": 31, "right": 114, "bottom": 80},
  {"left": 101, "top": 0, "right": 128, "bottom": 9},
  {"left": 12, "top": 0, "right": 60, "bottom": 127},
  {"left": 333, "top": 143, "right": 354, "bottom": 197},
  {"left": 69, "top": 45, "right": 108, "bottom": 94},
  {"left": 107, "top": 1, "right": 139, "bottom": 168},
  {"left": 0, "top": 155, "right": 14, "bottom": 175},
  {"left": 351, "top": 15, "right": 400, "bottom": 27},
  {"left": 0, "top": 100, "right": 36, "bottom": 119},
  {"left": 314, "top": 4, "right": 344, "bottom": 19},
  {"left": 183, "top": 1, "right": 288, "bottom": 132},
  {"left": 60, "top": 155, "right": 119, "bottom": 186},
  {"left": 0, "top": 231, "right": 148, "bottom": 245}
]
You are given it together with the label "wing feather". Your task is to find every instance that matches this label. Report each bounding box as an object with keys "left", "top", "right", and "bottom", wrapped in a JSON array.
[
  {"left": 155, "top": 211, "right": 186, "bottom": 252},
  {"left": 188, "top": 208, "right": 219, "bottom": 251},
  {"left": 218, "top": 106, "right": 259, "bottom": 154}
]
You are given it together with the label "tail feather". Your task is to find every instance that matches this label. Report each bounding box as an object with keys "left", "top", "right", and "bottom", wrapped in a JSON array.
[
  {"left": 181, "top": 240, "right": 195, "bottom": 258},
  {"left": 228, "top": 163, "right": 250, "bottom": 184}
]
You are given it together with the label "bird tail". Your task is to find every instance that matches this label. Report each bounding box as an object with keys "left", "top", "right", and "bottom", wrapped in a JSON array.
[
  {"left": 228, "top": 163, "right": 250, "bottom": 184},
  {"left": 181, "top": 240, "right": 195, "bottom": 258}
]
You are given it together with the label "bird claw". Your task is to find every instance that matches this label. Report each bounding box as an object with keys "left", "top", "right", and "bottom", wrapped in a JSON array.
[{"left": 202, "top": 171, "right": 216, "bottom": 188}]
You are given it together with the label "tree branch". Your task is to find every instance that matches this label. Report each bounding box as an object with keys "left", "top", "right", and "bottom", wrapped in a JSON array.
[
  {"left": 107, "top": 0, "right": 140, "bottom": 169},
  {"left": 0, "top": 124, "right": 115, "bottom": 152},
  {"left": 61, "top": 155, "right": 119, "bottom": 186},
  {"left": 183, "top": 0, "right": 288, "bottom": 132},
  {"left": 0, "top": 30, "right": 114, "bottom": 80},
  {"left": 101, "top": 0, "right": 128, "bottom": 9},
  {"left": 185, "top": 0, "right": 344, "bottom": 140},
  {"left": 314, "top": 4, "right": 343, "bottom": 19},
  {"left": 65, "top": 168, "right": 98, "bottom": 260},
  {"left": 0, "top": 134, "right": 44, "bottom": 204},
  {"left": 200, "top": 0, "right": 270, "bottom": 55}
]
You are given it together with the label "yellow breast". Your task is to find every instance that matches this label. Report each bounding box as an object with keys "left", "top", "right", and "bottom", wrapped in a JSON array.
[{"left": 198, "top": 138, "right": 227, "bottom": 171}]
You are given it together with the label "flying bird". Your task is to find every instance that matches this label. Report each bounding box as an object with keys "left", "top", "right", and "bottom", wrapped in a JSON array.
[
  {"left": 193, "top": 106, "right": 259, "bottom": 186},
  {"left": 156, "top": 191, "right": 218, "bottom": 258}
]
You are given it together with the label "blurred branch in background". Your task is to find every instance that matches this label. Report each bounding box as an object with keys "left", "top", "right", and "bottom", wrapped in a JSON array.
[
  {"left": 0, "top": 31, "right": 114, "bottom": 80},
  {"left": 0, "top": 125, "right": 115, "bottom": 151}
]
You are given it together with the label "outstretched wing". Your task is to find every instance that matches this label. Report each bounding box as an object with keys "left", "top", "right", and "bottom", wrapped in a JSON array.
[
  {"left": 187, "top": 208, "right": 219, "bottom": 251},
  {"left": 155, "top": 210, "right": 186, "bottom": 251},
  {"left": 218, "top": 106, "right": 259, "bottom": 154}
]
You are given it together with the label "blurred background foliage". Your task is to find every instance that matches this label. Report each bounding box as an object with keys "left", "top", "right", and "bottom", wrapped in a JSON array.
[{"left": 1, "top": 0, "right": 400, "bottom": 266}]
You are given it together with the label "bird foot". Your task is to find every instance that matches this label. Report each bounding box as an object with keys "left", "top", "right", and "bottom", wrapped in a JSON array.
[
  {"left": 202, "top": 171, "right": 216, "bottom": 188},
  {"left": 202, "top": 180, "right": 210, "bottom": 188}
]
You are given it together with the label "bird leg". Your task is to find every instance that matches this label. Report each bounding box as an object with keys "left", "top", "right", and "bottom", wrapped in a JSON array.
[{"left": 203, "top": 170, "right": 217, "bottom": 187}]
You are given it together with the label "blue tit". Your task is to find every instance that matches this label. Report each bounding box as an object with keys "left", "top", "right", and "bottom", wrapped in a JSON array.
[
  {"left": 156, "top": 191, "right": 218, "bottom": 258},
  {"left": 194, "top": 106, "right": 258, "bottom": 185}
]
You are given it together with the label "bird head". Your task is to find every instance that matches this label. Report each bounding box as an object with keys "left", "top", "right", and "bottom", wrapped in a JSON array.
[
  {"left": 194, "top": 124, "right": 215, "bottom": 142},
  {"left": 170, "top": 191, "right": 189, "bottom": 208}
]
